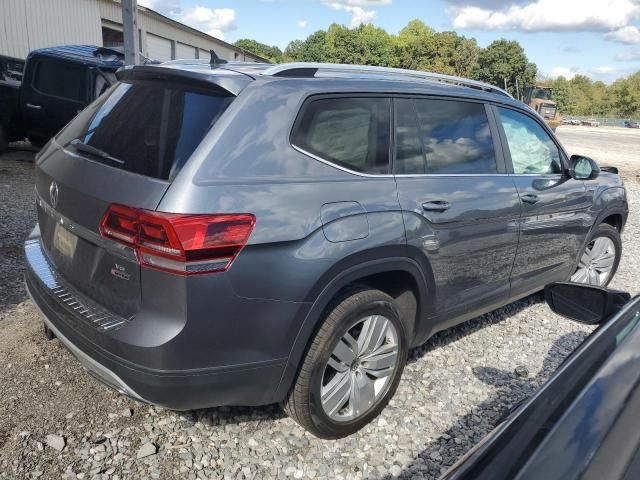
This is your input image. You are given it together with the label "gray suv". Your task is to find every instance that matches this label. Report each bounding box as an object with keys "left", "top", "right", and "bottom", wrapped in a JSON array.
[{"left": 25, "top": 61, "right": 628, "bottom": 438}]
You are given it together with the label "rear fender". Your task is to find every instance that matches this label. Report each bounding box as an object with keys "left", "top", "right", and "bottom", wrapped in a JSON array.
[{"left": 272, "top": 253, "right": 433, "bottom": 402}]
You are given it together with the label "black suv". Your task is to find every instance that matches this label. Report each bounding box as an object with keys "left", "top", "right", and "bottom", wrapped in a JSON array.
[{"left": 25, "top": 61, "right": 628, "bottom": 438}]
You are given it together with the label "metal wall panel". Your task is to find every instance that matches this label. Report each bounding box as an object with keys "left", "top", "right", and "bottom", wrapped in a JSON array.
[
  {"left": 1, "top": 0, "right": 265, "bottom": 62},
  {"left": 176, "top": 42, "right": 197, "bottom": 59},
  {"left": 0, "top": 0, "right": 101, "bottom": 59},
  {"left": 146, "top": 33, "right": 172, "bottom": 61}
]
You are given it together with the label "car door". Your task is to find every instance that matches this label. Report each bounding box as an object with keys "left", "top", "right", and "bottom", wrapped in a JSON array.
[
  {"left": 493, "top": 105, "right": 592, "bottom": 298},
  {"left": 394, "top": 97, "right": 521, "bottom": 326},
  {"left": 22, "top": 56, "right": 89, "bottom": 144}
]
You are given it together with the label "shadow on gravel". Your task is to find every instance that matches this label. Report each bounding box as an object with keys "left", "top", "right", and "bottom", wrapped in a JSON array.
[
  {"left": 384, "top": 331, "right": 590, "bottom": 480},
  {"left": 171, "top": 295, "right": 546, "bottom": 435},
  {"left": 178, "top": 403, "right": 287, "bottom": 429},
  {"left": 408, "top": 293, "right": 545, "bottom": 365}
]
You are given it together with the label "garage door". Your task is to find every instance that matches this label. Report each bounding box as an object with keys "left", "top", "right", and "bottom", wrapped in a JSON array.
[
  {"left": 146, "top": 33, "right": 172, "bottom": 61},
  {"left": 199, "top": 48, "right": 208, "bottom": 61},
  {"left": 176, "top": 42, "right": 197, "bottom": 59}
]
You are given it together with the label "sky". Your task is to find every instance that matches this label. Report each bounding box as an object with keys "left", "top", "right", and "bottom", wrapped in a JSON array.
[{"left": 138, "top": 0, "right": 640, "bottom": 83}]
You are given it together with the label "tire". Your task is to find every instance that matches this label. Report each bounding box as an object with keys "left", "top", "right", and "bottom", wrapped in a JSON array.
[
  {"left": 284, "top": 288, "right": 408, "bottom": 439},
  {"left": 0, "top": 125, "right": 8, "bottom": 154},
  {"left": 570, "top": 223, "right": 622, "bottom": 287}
]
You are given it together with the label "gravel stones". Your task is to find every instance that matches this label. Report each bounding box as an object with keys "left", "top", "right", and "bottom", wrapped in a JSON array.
[
  {"left": 45, "top": 434, "right": 66, "bottom": 452},
  {"left": 137, "top": 442, "right": 158, "bottom": 459},
  {"left": 1, "top": 150, "right": 639, "bottom": 479}
]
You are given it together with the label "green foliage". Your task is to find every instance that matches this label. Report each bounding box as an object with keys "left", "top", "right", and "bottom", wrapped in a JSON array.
[
  {"left": 545, "top": 72, "right": 640, "bottom": 118},
  {"left": 243, "top": 19, "right": 640, "bottom": 118},
  {"left": 233, "top": 39, "right": 283, "bottom": 63},
  {"left": 472, "top": 39, "right": 536, "bottom": 97}
]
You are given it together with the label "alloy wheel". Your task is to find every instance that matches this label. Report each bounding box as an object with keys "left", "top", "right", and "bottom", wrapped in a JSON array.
[
  {"left": 571, "top": 236, "right": 616, "bottom": 286},
  {"left": 320, "top": 315, "right": 399, "bottom": 422}
]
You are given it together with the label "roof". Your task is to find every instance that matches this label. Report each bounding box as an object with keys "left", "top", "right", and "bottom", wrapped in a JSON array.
[
  {"left": 28, "top": 45, "right": 124, "bottom": 69},
  {"left": 121, "top": 60, "right": 525, "bottom": 107}
]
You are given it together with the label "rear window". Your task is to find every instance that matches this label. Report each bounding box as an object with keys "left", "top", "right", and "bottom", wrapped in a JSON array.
[
  {"left": 291, "top": 97, "right": 391, "bottom": 174},
  {"left": 56, "top": 81, "right": 233, "bottom": 180}
]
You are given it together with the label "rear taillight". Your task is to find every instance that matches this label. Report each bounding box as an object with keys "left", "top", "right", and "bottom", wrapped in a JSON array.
[{"left": 100, "top": 204, "right": 255, "bottom": 275}]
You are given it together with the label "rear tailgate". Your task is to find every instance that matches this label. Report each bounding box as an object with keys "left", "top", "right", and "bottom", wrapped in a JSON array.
[{"left": 34, "top": 65, "right": 248, "bottom": 319}]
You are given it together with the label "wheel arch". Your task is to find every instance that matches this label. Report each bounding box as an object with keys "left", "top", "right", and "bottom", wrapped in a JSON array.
[{"left": 272, "top": 252, "right": 434, "bottom": 402}]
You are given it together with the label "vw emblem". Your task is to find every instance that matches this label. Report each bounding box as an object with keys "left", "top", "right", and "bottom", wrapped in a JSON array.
[{"left": 49, "top": 181, "right": 59, "bottom": 208}]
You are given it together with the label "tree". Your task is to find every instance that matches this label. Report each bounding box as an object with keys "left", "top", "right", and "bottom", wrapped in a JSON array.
[
  {"left": 282, "top": 40, "right": 304, "bottom": 62},
  {"left": 472, "top": 39, "right": 534, "bottom": 96},
  {"left": 233, "top": 39, "right": 282, "bottom": 63},
  {"left": 551, "top": 76, "right": 570, "bottom": 113},
  {"left": 240, "top": 21, "right": 640, "bottom": 119},
  {"left": 453, "top": 37, "right": 480, "bottom": 78}
]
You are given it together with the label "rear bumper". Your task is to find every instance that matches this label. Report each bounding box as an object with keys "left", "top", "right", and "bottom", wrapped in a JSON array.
[{"left": 25, "top": 236, "right": 289, "bottom": 410}]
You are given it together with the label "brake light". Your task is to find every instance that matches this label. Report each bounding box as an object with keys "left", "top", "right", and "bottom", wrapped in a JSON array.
[{"left": 100, "top": 204, "right": 255, "bottom": 275}]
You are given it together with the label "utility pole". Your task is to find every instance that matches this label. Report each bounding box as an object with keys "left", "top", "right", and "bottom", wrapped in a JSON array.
[{"left": 122, "top": 0, "right": 139, "bottom": 65}]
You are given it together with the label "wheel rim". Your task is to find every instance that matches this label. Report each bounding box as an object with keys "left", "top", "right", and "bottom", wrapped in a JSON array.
[
  {"left": 571, "top": 236, "right": 616, "bottom": 286},
  {"left": 320, "top": 315, "right": 399, "bottom": 422}
]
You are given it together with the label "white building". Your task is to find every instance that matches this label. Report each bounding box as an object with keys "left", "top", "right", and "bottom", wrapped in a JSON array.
[{"left": 0, "top": 0, "right": 267, "bottom": 63}]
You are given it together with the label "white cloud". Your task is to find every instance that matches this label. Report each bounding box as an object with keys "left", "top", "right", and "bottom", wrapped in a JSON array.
[
  {"left": 615, "top": 47, "right": 640, "bottom": 60},
  {"left": 548, "top": 65, "right": 634, "bottom": 83},
  {"left": 178, "top": 7, "right": 236, "bottom": 39},
  {"left": 605, "top": 25, "right": 640, "bottom": 44},
  {"left": 451, "top": 0, "right": 640, "bottom": 32},
  {"left": 322, "top": 1, "right": 382, "bottom": 27},
  {"left": 138, "top": 0, "right": 180, "bottom": 15},
  {"left": 550, "top": 66, "right": 577, "bottom": 79},
  {"left": 138, "top": 1, "right": 237, "bottom": 40},
  {"left": 297, "top": 20, "right": 308, "bottom": 28}
]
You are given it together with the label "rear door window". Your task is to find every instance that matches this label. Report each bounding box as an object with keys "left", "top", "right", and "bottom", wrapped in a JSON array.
[
  {"left": 395, "top": 98, "right": 497, "bottom": 175},
  {"left": 292, "top": 97, "right": 391, "bottom": 174},
  {"left": 56, "top": 81, "right": 233, "bottom": 180}
]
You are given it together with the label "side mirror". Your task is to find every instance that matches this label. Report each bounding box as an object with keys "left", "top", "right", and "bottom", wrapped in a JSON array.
[
  {"left": 544, "top": 282, "right": 630, "bottom": 324},
  {"left": 569, "top": 155, "right": 600, "bottom": 180}
]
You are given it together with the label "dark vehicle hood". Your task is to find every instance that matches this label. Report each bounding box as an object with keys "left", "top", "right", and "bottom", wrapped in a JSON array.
[{"left": 441, "top": 296, "right": 640, "bottom": 480}]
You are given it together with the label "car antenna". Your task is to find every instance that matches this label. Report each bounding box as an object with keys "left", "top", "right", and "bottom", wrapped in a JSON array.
[{"left": 210, "top": 49, "right": 228, "bottom": 68}]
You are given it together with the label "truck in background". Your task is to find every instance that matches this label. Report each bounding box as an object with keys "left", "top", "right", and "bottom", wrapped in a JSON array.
[
  {"left": 523, "top": 85, "right": 561, "bottom": 132},
  {"left": 0, "top": 45, "right": 124, "bottom": 152}
]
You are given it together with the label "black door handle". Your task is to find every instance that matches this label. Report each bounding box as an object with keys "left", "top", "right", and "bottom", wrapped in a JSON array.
[
  {"left": 422, "top": 200, "right": 450, "bottom": 212},
  {"left": 521, "top": 194, "right": 539, "bottom": 204}
]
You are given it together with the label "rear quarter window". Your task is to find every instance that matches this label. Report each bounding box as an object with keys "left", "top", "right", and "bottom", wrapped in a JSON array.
[{"left": 291, "top": 97, "right": 391, "bottom": 174}]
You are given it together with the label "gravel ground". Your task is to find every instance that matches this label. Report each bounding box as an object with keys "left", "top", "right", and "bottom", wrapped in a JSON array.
[{"left": 0, "top": 144, "right": 638, "bottom": 480}]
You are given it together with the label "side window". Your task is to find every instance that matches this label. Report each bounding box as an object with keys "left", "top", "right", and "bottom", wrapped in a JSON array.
[
  {"left": 411, "top": 99, "right": 497, "bottom": 174},
  {"left": 497, "top": 107, "right": 562, "bottom": 174},
  {"left": 394, "top": 99, "right": 426, "bottom": 174},
  {"left": 292, "top": 97, "right": 391, "bottom": 174},
  {"left": 33, "top": 58, "right": 87, "bottom": 102}
]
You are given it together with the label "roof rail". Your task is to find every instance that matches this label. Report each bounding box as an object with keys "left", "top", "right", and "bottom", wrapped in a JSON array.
[{"left": 262, "top": 62, "right": 512, "bottom": 98}]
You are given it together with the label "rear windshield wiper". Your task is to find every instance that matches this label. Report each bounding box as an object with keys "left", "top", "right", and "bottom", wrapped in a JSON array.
[{"left": 69, "top": 139, "right": 124, "bottom": 165}]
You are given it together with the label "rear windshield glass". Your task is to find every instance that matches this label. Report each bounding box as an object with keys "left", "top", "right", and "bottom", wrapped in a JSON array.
[{"left": 56, "top": 81, "right": 233, "bottom": 181}]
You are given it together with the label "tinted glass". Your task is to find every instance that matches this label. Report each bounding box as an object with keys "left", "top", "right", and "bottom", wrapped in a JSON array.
[
  {"left": 292, "top": 97, "right": 391, "bottom": 174},
  {"left": 34, "top": 58, "right": 87, "bottom": 102},
  {"left": 56, "top": 81, "right": 233, "bottom": 180},
  {"left": 394, "top": 99, "right": 426, "bottom": 174},
  {"left": 413, "top": 99, "right": 497, "bottom": 174},
  {"left": 498, "top": 107, "right": 562, "bottom": 174}
]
